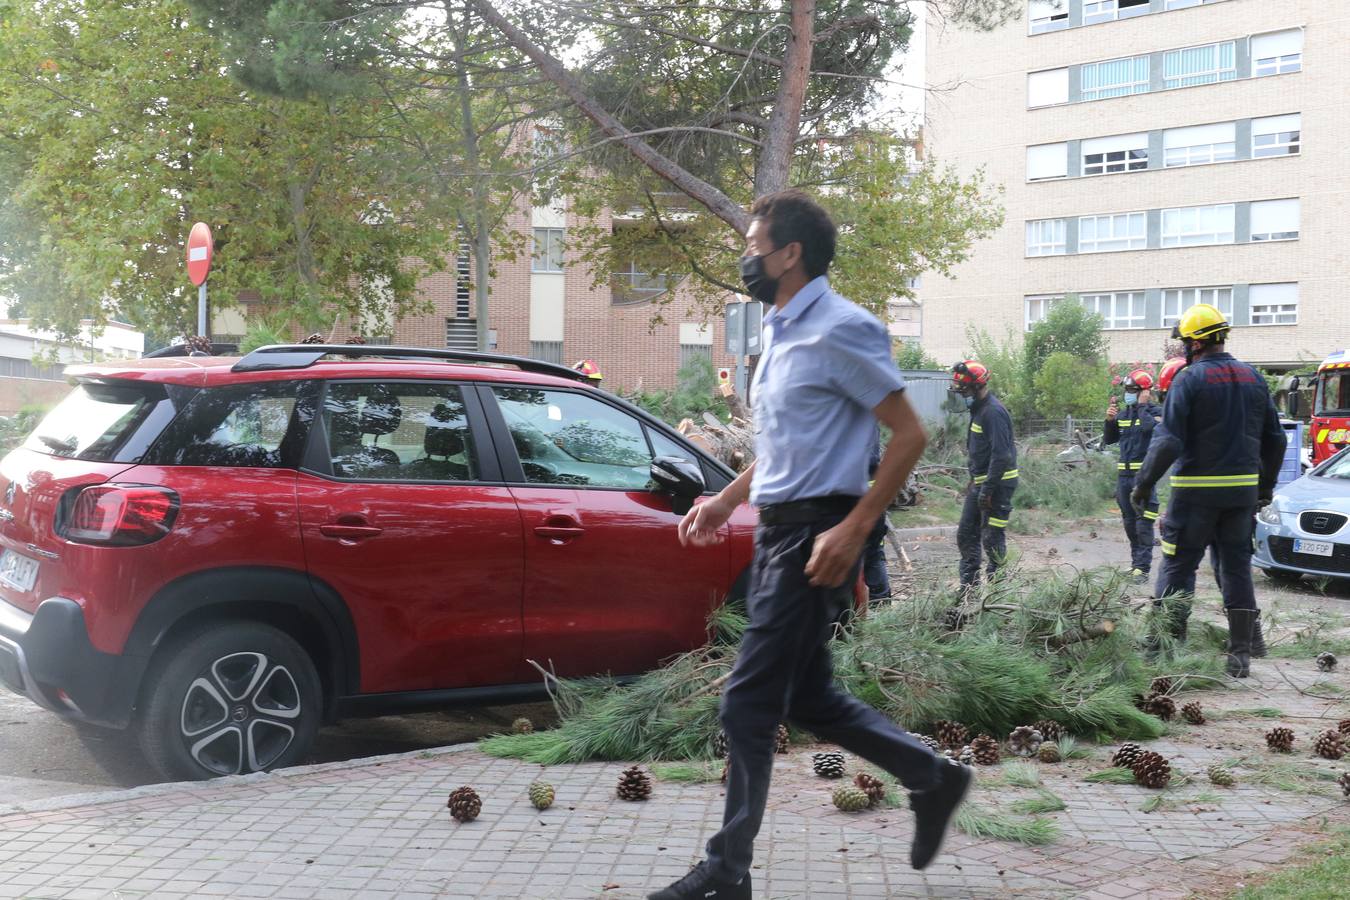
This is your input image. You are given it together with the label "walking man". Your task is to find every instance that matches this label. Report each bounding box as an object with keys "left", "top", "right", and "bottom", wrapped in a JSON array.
[
  {"left": 1102, "top": 370, "right": 1163, "bottom": 583},
  {"left": 1131, "top": 304, "right": 1285, "bottom": 676},
  {"left": 654, "top": 191, "right": 970, "bottom": 900},
  {"left": 951, "top": 361, "right": 1018, "bottom": 591}
]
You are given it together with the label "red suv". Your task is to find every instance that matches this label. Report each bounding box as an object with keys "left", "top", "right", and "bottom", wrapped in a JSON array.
[{"left": 0, "top": 345, "right": 756, "bottom": 780}]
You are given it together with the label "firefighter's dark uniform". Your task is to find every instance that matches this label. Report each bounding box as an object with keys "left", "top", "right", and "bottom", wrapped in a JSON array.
[
  {"left": 1103, "top": 400, "right": 1163, "bottom": 574},
  {"left": 1134, "top": 354, "right": 1285, "bottom": 629},
  {"left": 958, "top": 393, "right": 1018, "bottom": 588}
]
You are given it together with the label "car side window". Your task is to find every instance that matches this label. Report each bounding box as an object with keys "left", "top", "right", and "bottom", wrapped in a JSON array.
[
  {"left": 324, "top": 383, "right": 478, "bottom": 482},
  {"left": 492, "top": 387, "right": 652, "bottom": 489},
  {"left": 145, "top": 382, "right": 301, "bottom": 468}
]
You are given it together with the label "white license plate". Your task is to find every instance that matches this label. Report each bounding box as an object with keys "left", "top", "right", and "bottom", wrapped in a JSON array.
[
  {"left": 0, "top": 550, "right": 38, "bottom": 593},
  {"left": 1294, "top": 539, "right": 1334, "bottom": 558}
]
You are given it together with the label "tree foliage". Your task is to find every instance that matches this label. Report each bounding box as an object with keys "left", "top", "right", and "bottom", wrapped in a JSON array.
[
  {"left": 1033, "top": 351, "right": 1111, "bottom": 420},
  {"left": 1024, "top": 300, "right": 1109, "bottom": 380}
]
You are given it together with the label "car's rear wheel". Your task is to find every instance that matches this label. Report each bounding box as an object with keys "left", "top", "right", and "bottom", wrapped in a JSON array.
[
  {"left": 1262, "top": 568, "right": 1304, "bottom": 584},
  {"left": 137, "top": 622, "right": 321, "bottom": 781}
]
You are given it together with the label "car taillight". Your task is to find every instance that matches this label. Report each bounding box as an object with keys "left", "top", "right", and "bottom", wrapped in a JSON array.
[{"left": 59, "top": 485, "right": 179, "bottom": 546}]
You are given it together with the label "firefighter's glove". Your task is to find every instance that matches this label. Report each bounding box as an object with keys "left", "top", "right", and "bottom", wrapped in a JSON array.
[
  {"left": 978, "top": 489, "right": 993, "bottom": 511},
  {"left": 1257, "top": 488, "right": 1274, "bottom": 510},
  {"left": 1129, "top": 484, "right": 1149, "bottom": 517}
]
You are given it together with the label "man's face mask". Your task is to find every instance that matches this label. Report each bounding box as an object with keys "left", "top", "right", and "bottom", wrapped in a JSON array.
[
  {"left": 1124, "top": 391, "right": 1139, "bottom": 407},
  {"left": 738, "top": 245, "right": 788, "bottom": 305}
]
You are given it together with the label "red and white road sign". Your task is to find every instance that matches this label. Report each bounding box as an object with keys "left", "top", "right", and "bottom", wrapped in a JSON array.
[
  {"left": 717, "top": 367, "right": 732, "bottom": 385},
  {"left": 186, "top": 222, "right": 213, "bottom": 286}
]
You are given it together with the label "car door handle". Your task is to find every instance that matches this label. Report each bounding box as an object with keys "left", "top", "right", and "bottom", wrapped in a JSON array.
[
  {"left": 534, "top": 525, "right": 584, "bottom": 541},
  {"left": 319, "top": 524, "right": 384, "bottom": 540}
]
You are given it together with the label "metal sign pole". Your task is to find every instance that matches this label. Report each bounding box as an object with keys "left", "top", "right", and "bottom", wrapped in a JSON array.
[{"left": 197, "top": 283, "right": 207, "bottom": 338}]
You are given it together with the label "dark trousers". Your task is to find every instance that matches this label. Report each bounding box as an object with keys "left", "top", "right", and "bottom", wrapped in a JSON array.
[
  {"left": 706, "top": 516, "right": 943, "bottom": 880},
  {"left": 1116, "top": 474, "right": 1159, "bottom": 573},
  {"left": 1154, "top": 497, "right": 1257, "bottom": 612},
  {"left": 862, "top": 514, "right": 891, "bottom": 600},
  {"left": 957, "top": 481, "right": 1016, "bottom": 588}
]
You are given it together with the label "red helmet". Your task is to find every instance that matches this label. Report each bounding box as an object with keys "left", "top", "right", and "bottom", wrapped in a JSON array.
[
  {"left": 950, "top": 360, "right": 990, "bottom": 391},
  {"left": 1124, "top": 369, "right": 1154, "bottom": 392},
  {"left": 1158, "top": 358, "right": 1186, "bottom": 392},
  {"left": 572, "top": 359, "right": 603, "bottom": 381}
]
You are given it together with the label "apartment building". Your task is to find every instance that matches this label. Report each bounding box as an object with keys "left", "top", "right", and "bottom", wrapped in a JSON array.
[{"left": 920, "top": 0, "right": 1343, "bottom": 371}]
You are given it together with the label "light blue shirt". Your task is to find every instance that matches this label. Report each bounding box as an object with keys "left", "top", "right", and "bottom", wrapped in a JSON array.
[{"left": 749, "top": 276, "right": 906, "bottom": 506}]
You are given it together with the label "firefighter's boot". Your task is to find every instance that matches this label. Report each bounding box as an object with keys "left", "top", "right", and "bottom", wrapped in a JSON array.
[
  {"left": 1225, "top": 608, "right": 1257, "bottom": 678},
  {"left": 1250, "top": 610, "right": 1268, "bottom": 659}
]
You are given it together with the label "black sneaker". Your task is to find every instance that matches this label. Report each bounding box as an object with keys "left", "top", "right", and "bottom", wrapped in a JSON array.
[
  {"left": 909, "top": 760, "right": 973, "bottom": 870},
  {"left": 648, "top": 862, "right": 751, "bottom": 900}
]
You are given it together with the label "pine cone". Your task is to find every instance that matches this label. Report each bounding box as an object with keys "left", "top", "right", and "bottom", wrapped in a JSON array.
[
  {"left": 1314, "top": 729, "right": 1346, "bottom": 761},
  {"left": 512, "top": 717, "right": 533, "bottom": 735},
  {"left": 712, "top": 730, "right": 729, "bottom": 759},
  {"left": 1266, "top": 727, "right": 1296, "bottom": 753},
  {"left": 775, "top": 724, "right": 790, "bottom": 754},
  {"left": 910, "top": 733, "right": 942, "bottom": 754},
  {"left": 184, "top": 335, "right": 213, "bottom": 355},
  {"left": 1131, "top": 751, "right": 1172, "bottom": 789},
  {"left": 528, "top": 781, "right": 555, "bottom": 811},
  {"left": 812, "top": 751, "right": 846, "bottom": 779},
  {"left": 940, "top": 605, "right": 969, "bottom": 632},
  {"left": 854, "top": 772, "right": 887, "bottom": 808},
  {"left": 1339, "top": 719, "right": 1350, "bottom": 737},
  {"left": 345, "top": 334, "right": 368, "bottom": 345},
  {"left": 1033, "top": 719, "right": 1066, "bottom": 743},
  {"left": 1008, "top": 726, "right": 1043, "bottom": 758},
  {"left": 447, "top": 786, "right": 481, "bottom": 822},
  {"left": 720, "top": 758, "right": 730, "bottom": 784},
  {"left": 1149, "top": 676, "right": 1174, "bottom": 696},
  {"left": 956, "top": 745, "right": 975, "bottom": 766},
  {"left": 1112, "top": 742, "right": 1144, "bottom": 769},
  {"left": 1207, "top": 765, "right": 1236, "bottom": 787},
  {"left": 1143, "top": 692, "right": 1176, "bottom": 722},
  {"left": 1038, "top": 742, "right": 1062, "bottom": 764},
  {"left": 1339, "top": 771, "right": 1350, "bottom": 799},
  {"left": 934, "top": 720, "right": 970, "bottom": 750},
  {"left": 832, "top": 785, "right": 870, "bottom": 812},
  {"left": 970, "top": 734, "right": 1001, "bottom": 766},
  {"left": 1316, "top": 652, "right": 1338, "bottom": 672},
  {"left": 616, "top": 765, "right": 652, "bottom": 801},
  {"left": 300, "top": 332, "right": 325, "bottom": 344},
  {"left": 1181, "top": 701, "right": 1206, "bottom": 725}
]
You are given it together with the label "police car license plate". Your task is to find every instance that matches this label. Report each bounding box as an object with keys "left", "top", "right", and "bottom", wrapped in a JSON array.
[
  {"left": 1294, "top": 539, "right": 1334, "bottom": 558},
  {"left": 0, "top": 549, "right": 38, "bottom": 593}
]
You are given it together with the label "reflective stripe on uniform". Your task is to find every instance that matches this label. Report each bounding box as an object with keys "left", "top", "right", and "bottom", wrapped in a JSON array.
[
  {"left": 1002, "top": 469, "right": 1019, "bottom": 480},
  {"left": 1118, "top": 462, "right": 1128, "bottom": 470},
  {"left": 1143, "top": 510, "right": 1159, "bottom": 521},
  {"left": 1119, "top": 421, "right": 1135, "bottom": 428},
  {"left": 1117, "top": 462, "right": 1143, "bottom": 471},
  {"left": 987, "top": 517, "right": 1009, "bottom": 528},
  {"left": 973, "top": 475, "right": 987, "bottom": 484},
  {"left": 970, "top": 423, "right": 983, "bottom": 434},
  {"left": 1161, "top": 540, "right": 1177, "bottom": 556},
  {"left": 1170, "top": 473, "right": 1259, "bottom": 488}
]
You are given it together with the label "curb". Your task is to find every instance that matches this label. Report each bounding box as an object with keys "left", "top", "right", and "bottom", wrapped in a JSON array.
[{"left": 0, "top": 740, "right": 480, "bottom": 819}]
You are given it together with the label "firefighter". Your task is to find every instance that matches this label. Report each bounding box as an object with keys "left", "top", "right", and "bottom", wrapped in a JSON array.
[
  {"left": 572, "top": 359, "right": 604, "bottom": 383},
  {"left": 1103, "top": 370, "right": 1163, "bottom": 583},
  {"left": 1131, "top": 304, "right": 1285, "bottom": 677},
  {"left": 950, "top": 360, "right": 1018, "bottom": 590}
]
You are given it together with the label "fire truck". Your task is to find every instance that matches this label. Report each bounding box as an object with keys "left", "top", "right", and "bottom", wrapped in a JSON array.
[{"left": 1290, "top": 350, "right": 1350, "bottom": 466}]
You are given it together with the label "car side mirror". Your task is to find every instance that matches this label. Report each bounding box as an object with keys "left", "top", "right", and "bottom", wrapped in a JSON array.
[
  {"left": 651, "top": 455, "right": 705, "bottom": 516},
  {"left": 1286, "top": 385, "right": 1302, "bottom": 419}
]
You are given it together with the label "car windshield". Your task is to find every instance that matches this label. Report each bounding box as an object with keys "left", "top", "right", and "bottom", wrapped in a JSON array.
[
  {"left": 1319, "top": 450, "right": 1350, "bottom": 480},
  {"left": 1315, "top": 372, "right": 1350, "bottom": 416}
]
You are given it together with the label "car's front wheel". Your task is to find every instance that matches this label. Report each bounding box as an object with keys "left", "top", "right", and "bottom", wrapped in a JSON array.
[{"left": 137, "top": 622, "right": 322, "bottom": 781}]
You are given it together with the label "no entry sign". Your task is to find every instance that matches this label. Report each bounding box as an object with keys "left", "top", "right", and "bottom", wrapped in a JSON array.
[{"left": 186, "top": 222, "right": 213, "bottom": 286}]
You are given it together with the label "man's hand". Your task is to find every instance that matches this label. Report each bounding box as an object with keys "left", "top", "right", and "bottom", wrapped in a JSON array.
[
  {"left": 1258, "top": 488, "right": 1274, "bottom": 509},
  {"left": 978, "top": 489, "right": 993, "bottom": 511},
  {"left": 1130, "top": 484, "right": 1149, "bottom": 517},
  {"left": 1106, "top": 397, "right": 1119, "bottom": 422},
  {"left": 677, "top": 495, "right": 734, "bottom": 547},
  {"left": 805, "top": 518, "right": 868, "bottom": 588}
]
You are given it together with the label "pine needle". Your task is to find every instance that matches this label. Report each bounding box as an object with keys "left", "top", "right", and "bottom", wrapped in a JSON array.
[
  {"left": 1227, "top": 755, "right": 1341, "bottom": 796},
  {"left": 1085, "top": 767, "right": 1138, "bottom": 784},
  {"left": 1010, "top": 789, "right": 1066, "bottom": 815},
  {"left": 999, "top": 761, "right": 1041, "bottom": 788},
  {"left": 652, "top": 762, "right": 721, "bottom": 784},
  {"left": 954, "top": 803, "right": 1060, "bottom": 845},
  {"left": 1140, "top": 790, "right": 1222, "bottom": 813},
  {"left": 1221, "top": 707, "right": 1285, "bottom": 719},
  {"left": 1056, "top": 736, "right": 1091, "bottom": 760}
]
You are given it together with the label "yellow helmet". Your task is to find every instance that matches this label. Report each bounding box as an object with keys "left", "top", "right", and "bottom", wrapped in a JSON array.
[{"left": 1172, "top": 303, "right": 1229, "bottom": 342}]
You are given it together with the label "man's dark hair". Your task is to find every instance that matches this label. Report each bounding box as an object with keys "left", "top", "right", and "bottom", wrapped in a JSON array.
[{"left": 749, "top": 190, "right": 837, "bottom": 279}]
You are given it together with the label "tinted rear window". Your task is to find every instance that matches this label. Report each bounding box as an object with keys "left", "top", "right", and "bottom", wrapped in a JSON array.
[
  {"left": 25, "top": 382, "right": 162, "bottom": 461},
  {"left": 144, "top": 381, "right": 311, "bottom": 468}
]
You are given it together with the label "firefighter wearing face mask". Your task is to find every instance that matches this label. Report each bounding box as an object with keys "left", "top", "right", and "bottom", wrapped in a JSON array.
[
  {"left": 950, "top": 361, "right": 1018, "bottom": 591},
  {"left": 1131, "top": 304, "right": 1285, "bottom": 677},
  {"left": 1103, "top": 370, "right": 1163, "bottom": 583}
]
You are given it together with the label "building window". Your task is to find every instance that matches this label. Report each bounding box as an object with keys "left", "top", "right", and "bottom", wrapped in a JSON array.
[
  {"left": 1081, "top": 133, "right": 1148, "bottom": 175},
  {"left": 1164, "top": 0, "right": 1221, "bottom": 9},
  {"left": 1028, "top": 68, "right": 1069, "bottom": 108},
  {"left": 1160, "top": 204, "right": 1235, "bottom": 247},
  {"left": 1249, "top": 283, "right": 1299, "bottom": 325},
  {"left": 1163, "top": 41, "right": 1236, "bottom": 88},
  {"left": 1080, "top": 291, "right": 1146, "bottom": 330},
  {"left": 1079, "top": 56, "right": 1151, "bottom": 100},
  {"left": 1078, "top": 212, "right": 1146, "bottom": 253},
  {"left": 1026, "top": 142, "right": 1068, "bottom": 181},
  {"left": 1252, "top": 29, "right": 1303, "bottom": 77},
  {"left": 1163, "top": 287, "right": 1233, "bottom": 328},
  {"left": 531, "top": 227, "right": 564, "bottom": 273},
  {"left": 1252, "top": 114, "right": 1301, "bottom": 157},
  {"left": 1249, "top": 198, "right": 1300, "bottom": 242},
  {"left": 1025, "top": 219, "right": 1067, "bottom": 256},
  {"left": 1163, "top": 122, "right": 1236, "bottom": 167},
  {"left": 1082, "top": 0, "right": 1150, "bottom": 25},
  {"left": 679, "top": 344, "right": 713, "bottom": 371},
  {"left": 612, "top": 261, "right": 670, "bottom": 304},
  {"left": 530, "top": 340, "right": 564, "bottom": 364},
  {"left": 1024, "top": 295, "right": 1063, "bottom": 331},
  {"left": 1029, "top": 0, "right": 1068, "bottom": 34}
]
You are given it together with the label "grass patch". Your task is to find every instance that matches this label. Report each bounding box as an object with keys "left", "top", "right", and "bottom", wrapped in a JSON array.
[
  {"left": 1085, "top": 767, "right": 1137, "bottom": 784},
  {"left": 1010, "top": 789, "right": 1067, "bottom": 815},
  {"left": 1232, "top": 827, "right": 1350, "bottom": 899},
  {"left": 651, "top": 762, "right": 722, "bottom": 784},
  {"left": 954, "top": 803, "right": 1060, "bottom": 845}
]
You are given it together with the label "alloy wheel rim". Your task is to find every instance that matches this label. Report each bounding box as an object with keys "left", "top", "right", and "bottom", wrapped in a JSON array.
[{"left": 179, "top": 651, "right": 301, "bottom": 775}]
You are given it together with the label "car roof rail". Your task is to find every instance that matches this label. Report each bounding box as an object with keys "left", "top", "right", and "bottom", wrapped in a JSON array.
[
  {"left": 231, "top": 344, "right": 590, "bottom": 381},
  {"left": 144, "top": 342, "right": 240, "bottom": 359}
]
